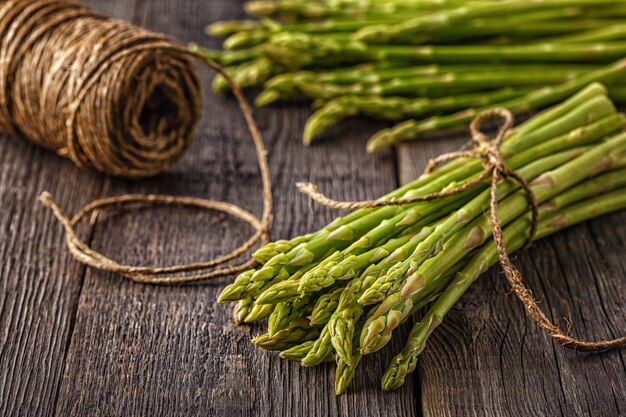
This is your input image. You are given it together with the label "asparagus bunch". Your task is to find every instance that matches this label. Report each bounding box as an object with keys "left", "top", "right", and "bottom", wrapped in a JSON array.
[
  {"left": 200, "top": 0, "right": 626, "bottom": 149},
  {"left": 218, "top": 85, "right": 626, "bottom": 394}
]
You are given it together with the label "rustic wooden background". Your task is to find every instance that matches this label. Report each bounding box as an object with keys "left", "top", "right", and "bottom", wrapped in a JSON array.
[{"left": 1, "top": 1, "right": 625, "bottom": 416}]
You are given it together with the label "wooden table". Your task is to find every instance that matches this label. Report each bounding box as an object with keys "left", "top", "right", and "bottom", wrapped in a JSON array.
[{"left": 1, "top": 1, "right": 625, "bottom": 416}]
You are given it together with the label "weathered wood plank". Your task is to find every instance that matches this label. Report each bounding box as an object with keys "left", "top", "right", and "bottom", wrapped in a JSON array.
[
  {"left": 0, "top": 2, "right": 138, "bottom": 417},
  {"left": 397, "top": 131, "right": 626, "bottom": 417},
  {"left": 0, "top": 133, "right": 102, "bottom": 417},
  {"left": 54, "top": 1, "right": 418, "bottom": 416}
]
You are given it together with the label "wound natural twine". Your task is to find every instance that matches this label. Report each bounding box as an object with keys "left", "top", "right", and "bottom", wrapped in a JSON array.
[
  {"left": 0, "top": 0, "right": 201, "bottom": 177},
  {"left": 0, "top": 0, "right": 272, "bottom": 283},
  {"left": 297, "top": 108, "right": 626, "bottom": 352},
  {"left": 2, "top": 0, "right": 623, "bottom": 352}
]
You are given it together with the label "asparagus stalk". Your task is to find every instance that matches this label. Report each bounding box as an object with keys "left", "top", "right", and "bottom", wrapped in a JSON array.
[
  {"left": 188, "top": 43, "right": 261, "bottom": 66},
  {"left": 263, "top": 32, "right": 626, "bottom": 70},
  {"left": 303, "top": 87, "right": 534, "bottom": 144},
  {"left": 279, "top": 340, "right": 315, "bottom": 362},
  {"left": 335, "top": 346, "right": 362, "bottom": 395},
  {"left": 253, "top": 234, "right": 313, "bottom": 263},
  {"left": 233, "top": 298, "right": 254, "bottom": 324},
  {"left": 297, "top": 70, "right": 581, "bottom": 100},
  {"left": 353, "top": 0, "right": 625, "bottom": 43},
  {"left": 300, "top": 325, "right": 334, "bottom": 366},
  {"left": 245, "top": 0, "right": 465, "bottom": 19},
  {"left": 284, "top": 63, "right": 597, "bottom": 89},
  {"left": 268, "top": 294, "right": 314, "bottom": 336},
  {"left": 206, "top": 20, "right": 262, "bottom": 37},
  {"left": 310, "top": 286, "right": 344, "bottom": 325},
  {"left": 253, "top": 318, "right": 320, "bottom": 350},
  {"left": 382, "top": 174, "right": 626, "bottom": 390},
  {"left": 280, "top": 339, "right": 335, "bottom": 364},
  {"left": 243, "top": 303, "right": 276, "bottom": 323},
  {"left": 223, "top": 29, "right": 271, "bottom": 50},
  {"left": 422, "top": 18, "right": 626, "bottom": 44},
  {"left": 212, "top": 57, "right": 280, "bottom": 93},
  {"left": 545, "top": 24, "right": 626, "bottom": 44}
]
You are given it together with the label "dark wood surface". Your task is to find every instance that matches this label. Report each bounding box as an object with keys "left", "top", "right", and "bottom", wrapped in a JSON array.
[{"left": 1, "top": 1, "right": 624, "bottom": 416}]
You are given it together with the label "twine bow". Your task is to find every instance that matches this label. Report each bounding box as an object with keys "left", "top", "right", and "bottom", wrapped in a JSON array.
[{"left": 297, "top": 108, "right": 626, "bottom": 352}]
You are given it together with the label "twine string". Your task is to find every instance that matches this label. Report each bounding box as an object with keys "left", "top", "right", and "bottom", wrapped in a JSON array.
[{"left": 298, "top": 108, "right": 626, "bottom": 352}]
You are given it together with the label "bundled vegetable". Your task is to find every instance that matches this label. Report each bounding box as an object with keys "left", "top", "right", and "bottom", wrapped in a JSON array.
[
  {"left": 218, "top": 84, "right": 626, "bottom": 394},
  {"left": 197, "top": 0, "right": 626, "bottom": 151}
]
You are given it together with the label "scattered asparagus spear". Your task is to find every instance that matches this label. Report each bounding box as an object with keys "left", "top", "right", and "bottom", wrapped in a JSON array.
[
  {"left": 206, "top": 19, "right": 262, "bottom": 37},
  {"left": 211, "top": 57, "right": 280, "bottom": 94},
  {"left": 189, "top": 43, "right": 261, "bottom": 66},
  {"left": 366, "top": 58, "right": 626, "bottom": 152},
  {"left": 263, "top": 34, "right": 626, "bottom": 70},
  {"left": 202, "top": 0, "right": 626, "bottom": 148},
  {"left": 352, "top": 0, "right": 625, "bottom": 43},
  {"left": 303, "top": 87, "right": 535, "bottom": 144}
]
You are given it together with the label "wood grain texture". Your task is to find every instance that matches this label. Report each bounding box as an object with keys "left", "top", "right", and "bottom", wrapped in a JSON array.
[
  {"left": 0, "top": 2, "right": 137, "bottom": 416},
  {"left": 0, "top": 0, "right": 625, "bottom": 416},
  {"left": 0, "top": 129, "right": 102, "bottom": 417}
]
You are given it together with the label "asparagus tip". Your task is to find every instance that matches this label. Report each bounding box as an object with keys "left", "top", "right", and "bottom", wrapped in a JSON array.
[{"left": 255, "top": 89, "right": 281, "bottom": 107}]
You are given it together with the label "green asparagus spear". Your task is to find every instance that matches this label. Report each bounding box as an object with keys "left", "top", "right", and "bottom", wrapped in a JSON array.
[
  {"left": 367, "top": 60, "right": 626, "bottom": 152},
  {"left": 353, "top": 0, "right": 625, "bottom": 43},
  {"left": 303, "top": 87, "right": 534, "bottom": 144},
  {"left": 253, "top": 318, "right": 320, "bottom": 350}
]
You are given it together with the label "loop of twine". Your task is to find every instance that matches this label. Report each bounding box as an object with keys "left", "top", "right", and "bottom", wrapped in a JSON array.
[
  {"left": 298, "top": 107, "right": 626, "bottom": 352},
  {"left": 0, "top": 0, "right": 272, "bottom": 283}
]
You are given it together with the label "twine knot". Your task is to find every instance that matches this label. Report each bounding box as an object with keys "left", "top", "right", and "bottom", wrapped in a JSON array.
[{"left": 472, "top": 108, "right": 515, "bottom": 175}]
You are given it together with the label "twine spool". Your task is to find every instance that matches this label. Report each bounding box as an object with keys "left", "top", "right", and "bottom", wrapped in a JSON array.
[
  {"left": 0, "top": 0, "right": 201, "bottom": 177},
  {"left": 0, "top": 0, "right": 273, "bottom": 283}
]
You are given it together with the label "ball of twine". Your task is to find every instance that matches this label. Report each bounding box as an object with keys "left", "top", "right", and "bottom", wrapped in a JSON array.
[
  {"left": 0, "top": 0, "right": 201, "bottom": 177},
  {"left": 1, "top": 0, "right": 274, "bottom": 283}
]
